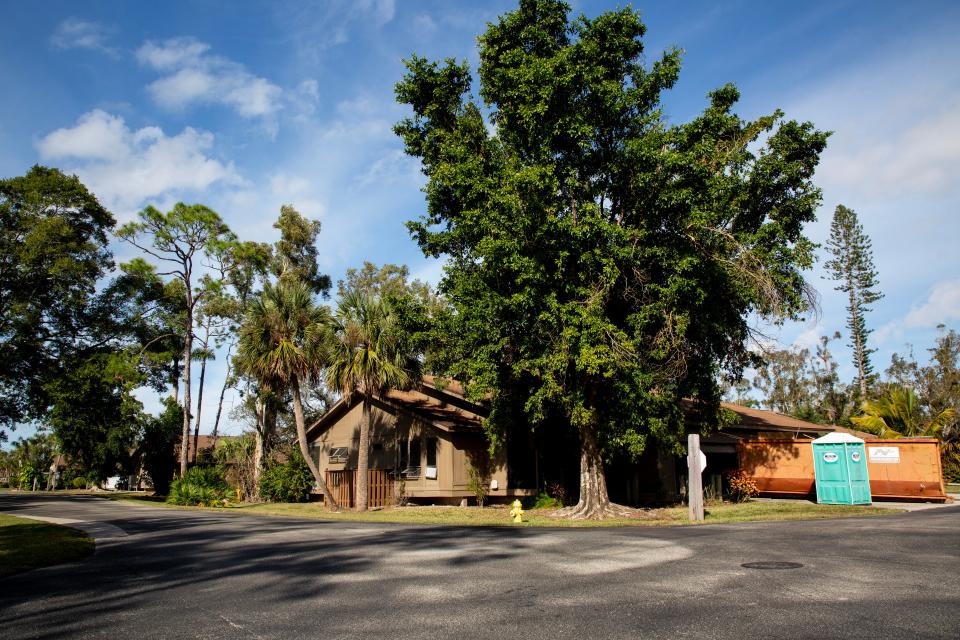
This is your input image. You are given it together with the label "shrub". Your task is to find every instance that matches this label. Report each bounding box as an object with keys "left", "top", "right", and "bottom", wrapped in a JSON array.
[
  {"left": 525, "top": 492, "right": 562, "bottom": 510},
  {"left": 167, "top": 466, "right": 230, "bottom": 507},
  {"left": 71, "top": 477, "right": 87, "bottom": 489},
  {"left": 259, "top": 449, "right": 314, "bottom": 503},
  {"left": 546, "top": 481, "right": 568, "bottom": 506},
  {"left": 466, "top": 466, "right": 488, "bottom": 507},
  {"left": 725, "top": 469, "right": 759, "bottom": 502},
  {"left": 215, "top": 434, "right": 257, "bottom": 501}
]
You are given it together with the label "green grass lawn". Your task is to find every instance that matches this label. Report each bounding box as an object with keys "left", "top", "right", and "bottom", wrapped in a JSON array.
[
  {"left": 102, "top": 492, "right": 896, "bottom": 527},
  {"left": 0, "top": 514, "right": 94, "bottom": 577}
]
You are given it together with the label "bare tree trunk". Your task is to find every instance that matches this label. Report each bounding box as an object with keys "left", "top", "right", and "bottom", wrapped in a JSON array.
[
  {"left": 211, "top": 343, "right": 234, "bottom": 447},
  {"left": 192, "top": 354, "right": 208, "bottom": 461},
  {"left": 179, "top": 307, "right": 193, "bottom": 478},
  {"left": 170, "top": 355, "right": 180, "bottom": 402},
  {"left": 356, "top": 396, "right": 371, "bottom": 511},
  {"left": 554, "top": 425, "right": 635, "bottom": 520},
  {"left": 290, "top": 372, "right": 339, "bottom": 510}
]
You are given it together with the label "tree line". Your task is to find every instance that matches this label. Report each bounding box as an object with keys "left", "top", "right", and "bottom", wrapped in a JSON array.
[{"left": 2, "top": 0, "right": 956, "bottom": 516}]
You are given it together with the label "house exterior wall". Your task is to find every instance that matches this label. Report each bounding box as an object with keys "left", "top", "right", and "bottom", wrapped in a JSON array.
[{"left": 309, "top": 397, "right": 522, "bottom": 503}]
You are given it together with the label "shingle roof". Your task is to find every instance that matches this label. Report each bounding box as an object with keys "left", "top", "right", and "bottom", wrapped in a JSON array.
[{"left": 306, "top": 377, "right": 487, "bottom": 440}]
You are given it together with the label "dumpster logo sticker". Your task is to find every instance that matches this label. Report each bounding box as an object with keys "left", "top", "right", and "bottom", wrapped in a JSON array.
[
  {"left": 869, "top": 446, "right": 900, "bottom": 464},
  {"left": 851, "top": 451, "right": 862, "bottom": 463},
  {"left": 822, "top": 452, "right": 839, "bottom": 463}
]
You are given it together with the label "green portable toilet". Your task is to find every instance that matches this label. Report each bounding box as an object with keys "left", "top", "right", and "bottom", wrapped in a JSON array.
[{"left": 812, "top": 432, "right": 871, "bottom": 505}]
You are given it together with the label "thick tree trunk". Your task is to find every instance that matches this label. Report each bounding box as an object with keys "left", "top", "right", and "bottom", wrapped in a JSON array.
[
  {"left": 554, "top": 426, "right": 636, "bottom": 520},
  {"left": 179, "top": 309, "right": 193, "bottom": 478},
  {"left": 290, "top": 373, "right": 339, "bottom": 510},
  {"left": 356, "top": 397, "right": 371, "bottom": 511}
]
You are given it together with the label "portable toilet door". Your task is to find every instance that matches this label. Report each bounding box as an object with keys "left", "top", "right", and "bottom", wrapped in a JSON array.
[{"left": 811, "top": 432, "right": 871, "bottom": 505}]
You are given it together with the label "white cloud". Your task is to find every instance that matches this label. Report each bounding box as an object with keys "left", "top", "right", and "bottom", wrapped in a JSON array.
[
  {"left": 818, "top": 100, "right": 960, "bottom": 198},
  {"left": 269, "top": 172, "right": 326, "bottom": 219},
  {"left": 136, "top": 38, "right": 210, "bottom": 70},
  {"left": 50, "top": 18, "right": 117, "bottom": 55},
  {"left": 37, "top": 110, "right": 242, "bottom": 219},
  {"left": 903, "top": 279, "right": 960, "bottom": 328},
  {"left": 36, "top": 109, "right": 128, "bottom": 161},
  {"left": 873, "top": 278, "right": 960, "bottom": 348},
  {"left": 787, "top": 26, "right": 960, "bottom": 205},
  {"left": 791, "top": 325, "right": 824, "bottom": 352},
  {"left": 137, "top": 38, "right": 283, "bottom": 132}
]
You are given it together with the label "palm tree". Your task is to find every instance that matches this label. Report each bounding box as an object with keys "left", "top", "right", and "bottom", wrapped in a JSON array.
[
  {"left": 325, "top": 290, "right": 418, "bottom": 511},
  {"left": 236, "top": 281, "right": 339, "bottom": 509},
  {"left": 851, "top": 386, "right": 957, "bottom": 439}
]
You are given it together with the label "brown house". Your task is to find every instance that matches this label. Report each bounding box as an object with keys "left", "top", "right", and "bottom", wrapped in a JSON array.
[{"left": 305, "top": 376, "right": 535, "bottom": 507}]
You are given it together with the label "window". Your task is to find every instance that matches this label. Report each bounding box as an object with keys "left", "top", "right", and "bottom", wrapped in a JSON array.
[
  {"left": 328, "top": 447, "right": 348, "bottom": 464},
  {"left": 425, "top": 437, "right": 438, "bottom": 479},
  {"left": 400, "top": 438, "right": 421, "bottom": 479},
  {"left": 309, "top": 442, "right": 322, "bottom": 468}
]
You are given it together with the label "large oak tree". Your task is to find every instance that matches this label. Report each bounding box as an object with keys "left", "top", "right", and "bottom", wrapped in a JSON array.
[{"left": 395, "top": 0, "right": 827, "bottom": 518}]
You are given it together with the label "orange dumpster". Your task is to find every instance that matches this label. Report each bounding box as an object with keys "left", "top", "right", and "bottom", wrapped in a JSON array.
[{"left": 738, "top": 438, "right": 947, "bottom": 502}]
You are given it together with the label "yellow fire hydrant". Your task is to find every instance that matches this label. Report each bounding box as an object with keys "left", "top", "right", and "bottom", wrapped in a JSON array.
[{"left": 509, "top": 499, "right": 524, "bottom": 523}]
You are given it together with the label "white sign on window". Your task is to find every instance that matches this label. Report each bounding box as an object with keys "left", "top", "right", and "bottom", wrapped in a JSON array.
[{"left": 868, "top": 446, "right": 900, "bottom": 464}]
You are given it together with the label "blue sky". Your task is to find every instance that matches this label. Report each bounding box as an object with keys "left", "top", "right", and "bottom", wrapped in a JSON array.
[{"left": 2, "top": 0, "right": 959, "bottom": 437}]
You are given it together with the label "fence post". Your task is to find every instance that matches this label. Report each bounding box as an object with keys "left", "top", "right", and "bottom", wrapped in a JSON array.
[{"left": 688, "top": 434, "right": 705, "bottom": 522}]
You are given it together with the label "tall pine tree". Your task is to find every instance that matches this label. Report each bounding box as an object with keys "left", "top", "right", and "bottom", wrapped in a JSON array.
[{"left": 825, "top": 204, "right": 883, "bottom": 400}]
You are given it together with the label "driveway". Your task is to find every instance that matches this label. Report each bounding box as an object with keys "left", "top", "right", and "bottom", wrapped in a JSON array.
[{"left": 1, "top": 493, "right": 958, "bottom": 639}]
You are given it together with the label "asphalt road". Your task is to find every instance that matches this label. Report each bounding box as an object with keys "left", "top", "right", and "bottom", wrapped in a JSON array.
[{"left": 1, "top": 494, "right": 958, "bottom": 640}]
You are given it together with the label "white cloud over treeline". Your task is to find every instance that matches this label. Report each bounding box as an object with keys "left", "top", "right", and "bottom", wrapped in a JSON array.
[{"left": 36, "top": 109, "right": 242, "bottom": 218}]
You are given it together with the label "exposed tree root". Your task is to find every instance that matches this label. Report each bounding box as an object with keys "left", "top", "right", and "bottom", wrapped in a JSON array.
[{"left": 552, "top": 501, "right": 640, "bottom": 520}]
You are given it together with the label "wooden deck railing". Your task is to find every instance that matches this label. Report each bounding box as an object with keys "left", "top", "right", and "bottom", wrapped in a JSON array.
[{"left": 325, "top": 469, "right": 395, "bottom": 509}]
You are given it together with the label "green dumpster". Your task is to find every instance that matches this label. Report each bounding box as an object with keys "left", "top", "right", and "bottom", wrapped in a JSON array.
[{"left": 812, "top": 433, "right": 871, "bottom": 505}]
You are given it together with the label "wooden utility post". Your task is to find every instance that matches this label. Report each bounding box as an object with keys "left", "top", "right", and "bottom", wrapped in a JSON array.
[{"left": 687, "top": 434, "right": 705, "bottom": 522}]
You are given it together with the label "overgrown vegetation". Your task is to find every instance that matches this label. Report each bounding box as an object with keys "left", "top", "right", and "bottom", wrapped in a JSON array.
[
  {"left": 167, "top": 466, "right": 230, "bottom": 507},
  {"left": 725, "top": 470, "right": 759, "bottom": 503},
  {"left": 258, "top": 448, "right": 314, "bottom": 503}
]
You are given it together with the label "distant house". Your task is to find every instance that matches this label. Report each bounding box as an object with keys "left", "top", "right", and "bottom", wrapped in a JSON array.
[
  {"left": 305, "top": 376, "right": 535, "bottom": 507},
  {"left": 173, "top": 434, "right": 235, "bottom": 465}
]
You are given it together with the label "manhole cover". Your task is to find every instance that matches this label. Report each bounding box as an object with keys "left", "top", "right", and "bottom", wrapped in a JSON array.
[{"left": 741, "top": 561, "right": 804, "bottom": 570}]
